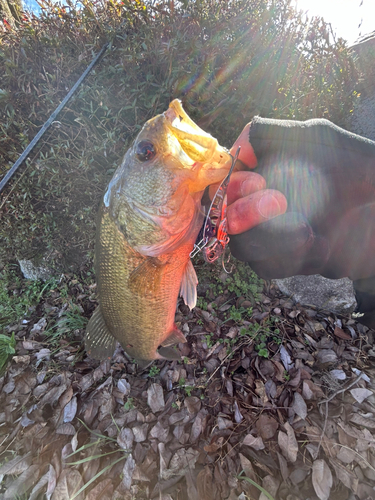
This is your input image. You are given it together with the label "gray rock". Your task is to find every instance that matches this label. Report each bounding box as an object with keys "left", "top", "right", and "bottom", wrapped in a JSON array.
[
  {"left": 275, "top": 275, "right": 356, "bottom": 314},
  {"left": 18, "top": 258, "right": 56, "bottom": 281}
]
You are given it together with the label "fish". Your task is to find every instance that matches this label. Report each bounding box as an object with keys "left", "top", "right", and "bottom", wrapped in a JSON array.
[{"left": 85, "top": 99, "right": 231, "bottom": 363}]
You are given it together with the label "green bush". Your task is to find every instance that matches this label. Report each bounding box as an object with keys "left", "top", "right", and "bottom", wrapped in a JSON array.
[{"left": 0, "top": 0, "right": 361, "bottom": 270}]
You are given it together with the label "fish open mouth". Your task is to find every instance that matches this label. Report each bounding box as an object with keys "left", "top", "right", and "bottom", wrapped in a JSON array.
[{"left": 164, "top": 99, "right": 231, "bottom": 166}]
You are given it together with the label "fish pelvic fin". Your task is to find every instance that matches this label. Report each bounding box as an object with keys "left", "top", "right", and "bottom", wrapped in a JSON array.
[
  {"left": 158, "top": 327, "right": 187, "bottom": 361},
  {"left": 134, "top": 346, "right": 181, "bottom": 367},
  {"left": 180, "top": 259, "right": 198, "bottom": 310},
  {"left": 161, "top": 326, "right": 187, "bottom": 347},
  {"left": 157, "top": 346, "right": 182, "bottom": 360},
  {"left": 85, "top": 306, "right": 117, "bottom": 361},
  {"left": 128, "top": 257, "right": 165, "bottom": 298},
  {"left": 134, "top": 359, "right": 154, "bottom": 370}
]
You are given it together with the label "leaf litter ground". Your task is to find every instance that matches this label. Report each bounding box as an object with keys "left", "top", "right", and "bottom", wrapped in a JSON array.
[{"left": 1, "top": 259, "right": 375, "bottom": 500}]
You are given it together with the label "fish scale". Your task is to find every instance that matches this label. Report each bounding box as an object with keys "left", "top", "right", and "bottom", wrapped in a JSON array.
[{"left": 86, "top": 205, "right": 199, "bottom": 361}]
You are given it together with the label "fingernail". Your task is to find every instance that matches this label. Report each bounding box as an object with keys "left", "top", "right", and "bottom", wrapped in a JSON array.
[
  {"left": 240, "top": 178, "right": 251, "bottom": 197},
  {"left": 240, "top": 176, "right": 262, "bottom": 196},
  {"left": 258, "top": 193, "right": 282, "bottom": 219}
]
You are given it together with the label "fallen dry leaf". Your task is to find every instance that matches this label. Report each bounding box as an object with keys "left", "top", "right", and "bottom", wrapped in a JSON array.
[
  {"left": 278, "top": 422, "right": 298, "bottom": 462},
  {"left": 329, "top": 457, "right": 358, "bottom": 493},
  {"left": 277, "top": 451, "right": 289, "bottom": 481},
  {"left": 197, "top": 466, "right": 218, "bottom": 500},
  {"left": 117, "top": 427, "right": 134, "bottom": 451},
  {"left": 350, "top": 388, "right": 373, "bottom": 404},
  {"left": 150, "top": 421, "right": 169, "bottom": 442},
  {"left": 162, "top": 447, "right": 199, "bottom": 480},
  {"left": 4, "top": 464, "right": 40, "bottom": 500},
  {"left": 121, "top": 454, "right": 135, "bottom": 490},
  {"left": 330, "top": 369, "right": 347, "bottom": 380},
  {"left": 28, "top": 471, "right": 49, "bottom": 500},
  {"left": 0, "top": 452, "right": 32, "bottom": 476},
  {"left": 63, "top": 396, "right": 77, "bottom": 423},
  {"left": 259, "top": 475, "right": 280, "bottom": 500},
  {"left": 184, "top": 396, "right": 201, "bottom": 414},
  {"left": 46, "top": 464, "right": 57, "bottom": 500},
  {"left": 256, "top": 414, "right": 278, "bottom": 440},
  {"left": 117, "top": 378, "right": 131, "bottom": 396},
  {"left": 312, "top": 459, "right": 333, "bottom": 500},
  {"left": 147, "top": 383, "right": 165, "bottom": 413},
  {"left": 292, "top": 392, "right": 307, "bottom": 420},
  {"left": 334, "top": 326, "right": 352, "bottom": 340},
  {"left": 350, "top": 413, "right": 375, "bottom": 429},
  {"left": 51, "top": 469, "right": 84, "bottom": 500},
  {"left": 84, "top": 478, "right": 113, "bottom": 500},
  {"left": 132, "top": 423, "right": 149, "bottom": 442},
  {"left": 242, "top": 434, "right": 265, "bottom": 450}
]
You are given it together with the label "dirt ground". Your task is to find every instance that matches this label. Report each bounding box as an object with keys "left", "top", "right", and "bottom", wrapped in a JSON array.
[{"left": 1, "top": 260, "right": 375, "bottom": 500}]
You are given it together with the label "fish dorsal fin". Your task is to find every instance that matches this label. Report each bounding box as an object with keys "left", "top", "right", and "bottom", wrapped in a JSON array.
[
  {"left": 85, "top": 306, "right": 117, "bottom": 360},
  {"left": 129, "top": 257, "right": 165, "bottom": 298},
  {"left": 180, "top": 260, "right": 198, "bottom": 310},
  {"left": 160, "top": 326, "right": 187, "bottom": 347}
]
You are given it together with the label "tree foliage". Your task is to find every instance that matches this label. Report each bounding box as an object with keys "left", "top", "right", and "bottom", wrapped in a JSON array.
[
  {"left": 0, "top": 0, "right": 22, "bottom": 26},
  {"left": 0, "top": 0, "right": 361, "bottom": 270}
]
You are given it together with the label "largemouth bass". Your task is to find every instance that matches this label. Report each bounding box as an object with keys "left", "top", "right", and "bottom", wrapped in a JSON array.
[{"left": 85, "top": 100, "right": 231, "bottom": 363}]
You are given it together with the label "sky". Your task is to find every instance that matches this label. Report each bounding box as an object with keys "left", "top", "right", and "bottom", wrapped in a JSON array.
[
  {"left": 22, "top": 0, "right": 375, "bottom": 47},
  {"left": 292, "top": 0, "right": 375, "bottom": 45}
]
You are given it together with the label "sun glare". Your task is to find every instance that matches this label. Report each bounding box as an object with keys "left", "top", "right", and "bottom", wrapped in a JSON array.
[{"left": 293, "top": 0, "right": 375, "bottom": 45}]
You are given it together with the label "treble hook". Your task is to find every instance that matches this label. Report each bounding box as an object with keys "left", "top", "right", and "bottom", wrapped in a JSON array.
[{"left": 189, "top": 146, "right": 241, "bottom": 273}]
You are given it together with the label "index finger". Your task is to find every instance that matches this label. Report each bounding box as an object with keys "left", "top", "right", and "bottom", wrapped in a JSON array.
[{"left": 209, "top": 170, "right": 266, "bottom": 204}]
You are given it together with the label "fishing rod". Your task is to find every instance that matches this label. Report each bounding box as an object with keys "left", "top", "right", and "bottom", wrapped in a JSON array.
[{"left": 0, "top": 42, "right": 109, "bottom": 195}]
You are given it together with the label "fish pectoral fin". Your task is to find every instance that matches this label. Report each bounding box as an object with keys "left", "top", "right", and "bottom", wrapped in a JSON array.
[
  {"left": 85, "top": 306, "right": 117, "bottom": 360},
  {"left": 180, "top": 260, "right": 198, "bottom": 310},
  {"left": 161, "top": 326, "right": 187, "bottom": 347},
  {"left": 128, "top": 257, "right": 165, "bottom": 298},
  {"left": 157, "top": 346, "right": 181, "bottom": 360}
]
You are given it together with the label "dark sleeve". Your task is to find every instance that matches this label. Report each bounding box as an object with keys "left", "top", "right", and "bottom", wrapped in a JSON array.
[
  {"left": 249, "top": 116, "right": 375, "bottom": 165},
  {"left": 247, "top": 117, "right": 375, "bottom": 224},
  {"left": 229, "top": 117, "right": 375, "bottom": 280}
]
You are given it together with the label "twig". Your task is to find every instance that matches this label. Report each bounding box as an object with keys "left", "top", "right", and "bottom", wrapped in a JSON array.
[
  {"left": 317, "top": 400, "right": 329, "bottom": 456},
  {"left": 333, "top": 443, "right": 375, "bottom": 472},
  {"left": 318, "top": 373, "right": 364, "bottom": 405},
  {"left": 316, "top": 373, "right": 364, "bottom": 456}
]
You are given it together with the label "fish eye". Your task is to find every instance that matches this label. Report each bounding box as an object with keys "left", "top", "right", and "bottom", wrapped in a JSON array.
[{"left": 136, "top": 140, "right": 156, "bottom": 162}]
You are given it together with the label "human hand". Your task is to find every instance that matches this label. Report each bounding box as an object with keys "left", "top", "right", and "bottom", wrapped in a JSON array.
[
  {"left": 209, "top": 123, "right": 287, "bottom": 235},
  {"left": 226, "top": 118, "right": 375, "bottom": 283}
]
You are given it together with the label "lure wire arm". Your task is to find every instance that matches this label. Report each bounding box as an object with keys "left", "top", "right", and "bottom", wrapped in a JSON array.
[{"left": 189, "top": 146, "right": 241, "bottom": 265}]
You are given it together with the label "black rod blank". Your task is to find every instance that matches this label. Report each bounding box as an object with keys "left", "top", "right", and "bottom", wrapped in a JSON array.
[{"left": 0, "top": 42, "right": 109, "bottom": 194}]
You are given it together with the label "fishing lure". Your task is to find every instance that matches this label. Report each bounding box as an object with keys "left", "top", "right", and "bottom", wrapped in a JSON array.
[{"left": 190, "top": 146, "right": 241, "bottom": 271}]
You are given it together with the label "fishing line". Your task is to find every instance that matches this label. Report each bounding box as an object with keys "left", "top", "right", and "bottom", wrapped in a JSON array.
[{"left": 0, "top": 42, "right": 109, "bottom": 195}]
